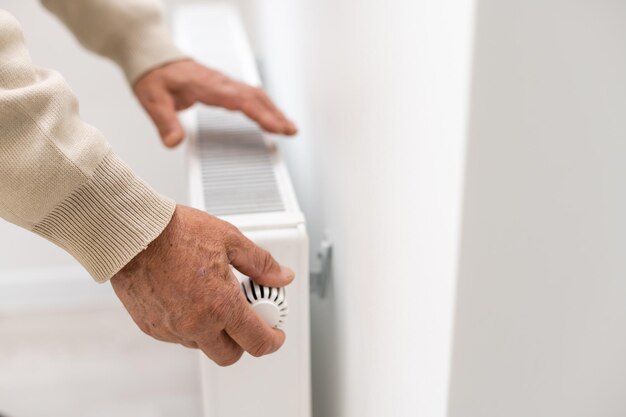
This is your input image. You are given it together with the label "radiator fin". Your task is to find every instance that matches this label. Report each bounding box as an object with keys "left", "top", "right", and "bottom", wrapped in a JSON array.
[{"left": 197, "top": 108, "right": 285, "bottom": 216}]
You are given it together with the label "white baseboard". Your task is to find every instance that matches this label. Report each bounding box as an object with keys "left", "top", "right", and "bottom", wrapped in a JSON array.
[{"left": 0, "top": 265, "right": 119, "bottom": 314}]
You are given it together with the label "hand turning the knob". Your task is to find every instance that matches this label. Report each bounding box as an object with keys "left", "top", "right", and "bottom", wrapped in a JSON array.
[{"left": 110, "top": 205, "right": 295, "bottom": 366}]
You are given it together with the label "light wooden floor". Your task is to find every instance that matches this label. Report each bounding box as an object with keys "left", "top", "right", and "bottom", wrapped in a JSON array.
[{"left": 0, "top": 307, "right": 203, "bottom": 417}]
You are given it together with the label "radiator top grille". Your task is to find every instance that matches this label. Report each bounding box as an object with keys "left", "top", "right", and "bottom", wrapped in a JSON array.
[{"left": 197, "top": 108, "right": 285, "bottom": 216}]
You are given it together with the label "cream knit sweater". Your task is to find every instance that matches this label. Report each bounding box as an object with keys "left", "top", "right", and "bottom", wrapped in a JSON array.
[{"left": 0, "top": 1, "right": 187, "bottom": 282}]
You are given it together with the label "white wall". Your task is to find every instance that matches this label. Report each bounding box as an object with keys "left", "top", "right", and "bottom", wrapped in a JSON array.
[
  {"left": 246, "top": 1, "right": 476, "bottom": 416},
  {"left": 449, "top": 1, "right": 626, "bottom": 416},
  {"left": 0, "top": 2, "right": 187, "bottom": 275},
  {"left": 247, "top": 1, "right": 626, "bottom": 416}
]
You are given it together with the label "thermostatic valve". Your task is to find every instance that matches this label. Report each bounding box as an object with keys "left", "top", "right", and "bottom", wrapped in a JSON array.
[{"left": 240, "top": 276, "right": 288, "bottom": 328}]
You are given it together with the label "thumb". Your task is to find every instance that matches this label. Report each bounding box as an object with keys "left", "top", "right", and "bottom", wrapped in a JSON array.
[
  {"left": 227, "top": 231, "right": 295, "bottom": 288},
  {"left": 138, "top": 88, "right": 185, "bottom": 148}
]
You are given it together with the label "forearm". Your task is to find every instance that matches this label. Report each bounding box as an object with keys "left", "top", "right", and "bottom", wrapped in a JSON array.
[
  {"left": 40, "top": 0, "right": 185, "bottom": 83},
  {"left": 0, "top": 11, "right": 175, "bottom": 282}
]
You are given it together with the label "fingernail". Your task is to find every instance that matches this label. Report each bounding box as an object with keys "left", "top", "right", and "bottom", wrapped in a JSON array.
[
  {"left": 285, "top": 123, "right": 298, "bottom": 135},
  {"left": 280, "top": 265, "right": 295, "bottom": 280},
  {"left": 164, "top": 132, "right": 182, "bottom": 147}
]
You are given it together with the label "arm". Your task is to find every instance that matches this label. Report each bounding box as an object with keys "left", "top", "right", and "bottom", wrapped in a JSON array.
[
  {"left": 0, "top": 10, "right": 175, "bottom": 282},
  {"left": 40, "top": 0, "right": 184, "bottom": 83},
  {"left": 41, "top": 0, "right": 298, "bottom": 147},
  {"left": 1, "top": 9, "right": 292, "bottom": 365}
]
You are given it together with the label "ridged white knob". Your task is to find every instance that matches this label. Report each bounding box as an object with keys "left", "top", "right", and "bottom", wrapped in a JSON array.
[{"left": 240, "top": 276, "right": 288, "bottom": 328}]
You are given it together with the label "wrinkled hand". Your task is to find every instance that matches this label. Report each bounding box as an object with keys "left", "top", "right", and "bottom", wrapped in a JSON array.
[
  {"left": 110, "top": 205, "right": 294, "bottom": 366},
  {"left": 133, "top": 59, "right": 298, "bottom": 147}
]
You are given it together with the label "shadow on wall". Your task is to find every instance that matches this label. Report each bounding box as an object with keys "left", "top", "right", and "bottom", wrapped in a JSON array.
[{"left": 310, "top": 265, "right": 343, "bottom": 417}]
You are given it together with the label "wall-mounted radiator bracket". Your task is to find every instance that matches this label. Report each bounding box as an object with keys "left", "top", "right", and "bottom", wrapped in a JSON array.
[{"left": 310, "top": 240, "right": 333, "bottom": 297}]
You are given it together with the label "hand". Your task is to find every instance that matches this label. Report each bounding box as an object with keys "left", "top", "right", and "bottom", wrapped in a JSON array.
[
  {"left": 133, "top": 59, "right": 298, "bottom": 147},
  {"left": 110, "top": 205, "right": 295, "bottom": 366}
]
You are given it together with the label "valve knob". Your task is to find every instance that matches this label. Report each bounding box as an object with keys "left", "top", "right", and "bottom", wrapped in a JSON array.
[{"left": 240, "top": 276, "right": 288, "bottom": 328}]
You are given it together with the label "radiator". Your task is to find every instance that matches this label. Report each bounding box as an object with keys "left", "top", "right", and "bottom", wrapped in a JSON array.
[{"left": 174, "top": 5, "right": 311, "bottom": 417}]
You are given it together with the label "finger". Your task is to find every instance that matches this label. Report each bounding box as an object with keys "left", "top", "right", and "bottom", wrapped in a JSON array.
[
  {"left": 141, "top": 325, "right": 190, "bottom": 348},
  {"left": 227, "top": 230, "right": 295, "bottom": 288},
  {"left": 255, "top": 90, "right": 298, "bottom": 135},
  {"left": 240, "top": 100, "right": 288, "bottom": 134},
  {"left": 137, "top": 88, "right": 185, "bottom": 147},
  {"left": 225, "top": 289, "right": 286, "bottom": 357},
  {"left": 197, "top": 329, "right": 244, "bottom": 367},
  {"left": 197, "top": 79, "right": 297, "bottom": 136},
  {"left": 241, "top": 91, "right": 298, "bottom": 135}
]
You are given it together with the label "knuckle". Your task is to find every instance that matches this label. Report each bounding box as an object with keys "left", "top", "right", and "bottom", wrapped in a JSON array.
[
  {"left": 136, "top": 316, "right": 162, "bottom": 337},
  {"left": 239, "top": 100, "right": 255, "bottom": 114},
  {"left": 136, "top": 322, "right": 153, "bottom": 337},
  {"left": 206, "top": 70, "right": 228, "bottom": 84},
  {"left": 214, "top": 219, "right": 240, "bottom": 243},
  {"left": 180, "top": 340, "right": 199, "bottom": 349},
  {"left": 214, "top": 349, "right": 244, "bottom": 367},
  {"left": 248, "top": 338, "right": 273, "bottom": 358},
  {"left": 138, "top": 88, "right": 163, "bottom": 107},
  {"left": 257, "top": 249, "right": 276, "bottom": 273},
  {"left": 137, "top": 321, "right": 173, "bottom": 344},
  {"left": 223, "top": 221, "right": 241, "bottom": 238},
  {"left": 220, "top": 91, "right": 240, "bottom": 109}
]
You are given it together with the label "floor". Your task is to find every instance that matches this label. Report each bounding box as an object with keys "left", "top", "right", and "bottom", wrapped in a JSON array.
[{"left": 0, "top": 306, "right": 203, "bottom": 417}]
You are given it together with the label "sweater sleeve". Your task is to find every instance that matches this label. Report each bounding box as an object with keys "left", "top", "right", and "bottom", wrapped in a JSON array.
[
  {"left": 40, "top": 0, "right": 186, "bottom": 84},
  {"left": 0, "top": 11, "right": 176, "bottom": 282}
]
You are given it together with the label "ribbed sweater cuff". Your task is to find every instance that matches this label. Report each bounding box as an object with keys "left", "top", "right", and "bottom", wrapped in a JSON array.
[
  {"left": 32, "top": 152, "right": 176, "bottom": 283},
  {"left": 107, "top": 21, "right": 187, "bottom": 84}
]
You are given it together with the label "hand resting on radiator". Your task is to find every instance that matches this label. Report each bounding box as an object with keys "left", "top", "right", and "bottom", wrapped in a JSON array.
[{"left": 133, "top": 59, "right": 298, "bottom": 148}]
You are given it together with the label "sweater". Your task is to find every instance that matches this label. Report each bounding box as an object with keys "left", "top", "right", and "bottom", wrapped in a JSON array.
[{"left": 0, "top": 1, "right": 186, "bottom": 283}]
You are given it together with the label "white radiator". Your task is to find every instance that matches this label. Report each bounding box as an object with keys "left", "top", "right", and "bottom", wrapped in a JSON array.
[{"left": 174, "top": 5, "right": 311, "bottom": 417}]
